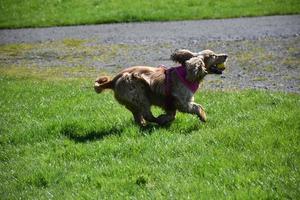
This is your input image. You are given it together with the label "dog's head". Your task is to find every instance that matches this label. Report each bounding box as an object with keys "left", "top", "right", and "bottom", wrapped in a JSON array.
[
  {"left": 198, "top": 50, "right": 228, "bottom": 74},
  {"left": 185, "top": 56, "right": 208, "bottom": 82},
  {"left": 171, "top": 49, "right": 228, "bottom": 75}
]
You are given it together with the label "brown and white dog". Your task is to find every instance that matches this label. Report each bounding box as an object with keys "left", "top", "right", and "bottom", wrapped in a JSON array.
[{"left": 94, "top": 49, "right": 228, "bottom": 126}]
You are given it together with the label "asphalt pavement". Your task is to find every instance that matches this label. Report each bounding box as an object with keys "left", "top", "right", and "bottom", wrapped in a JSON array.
[{"left": 0, "top": 15, "right": 299, "bottom": 45}]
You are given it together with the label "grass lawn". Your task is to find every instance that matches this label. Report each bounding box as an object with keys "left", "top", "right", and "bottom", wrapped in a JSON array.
[
  {"left": 0, "top": 0, "right": 299, "bottom": 28},
  {"left": 0, "top": 65, "right": 299, "bottom": 199}
]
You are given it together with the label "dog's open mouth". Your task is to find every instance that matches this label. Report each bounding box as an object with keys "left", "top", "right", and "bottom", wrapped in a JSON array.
[{"left": 210, "top": 62, "right": 226, "bottom": 74}]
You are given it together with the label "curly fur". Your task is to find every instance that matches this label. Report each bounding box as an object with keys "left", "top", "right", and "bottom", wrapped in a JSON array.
[
  {"left": 95, "top": 49, "right": 228, "bottom": 126},
  {"left": 170, "top": 49, "right": 198, "bottom": 66}
]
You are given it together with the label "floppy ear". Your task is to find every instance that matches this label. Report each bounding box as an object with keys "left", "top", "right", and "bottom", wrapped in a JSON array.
[
  {"left": 185, "top": 57, "right": 207, "bottom": 82},
  {"left": 170, "top": 49, "right": 198, "bottom": 65}
]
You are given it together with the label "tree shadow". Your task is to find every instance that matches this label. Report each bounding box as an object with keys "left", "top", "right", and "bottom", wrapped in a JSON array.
[{"left": 60, "top": 123, "right": 122, "bottom": 143}]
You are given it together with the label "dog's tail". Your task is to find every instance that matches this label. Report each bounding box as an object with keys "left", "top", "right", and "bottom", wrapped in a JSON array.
[{"left": 94, "top": 76, "right": 114, "bottom": 93}]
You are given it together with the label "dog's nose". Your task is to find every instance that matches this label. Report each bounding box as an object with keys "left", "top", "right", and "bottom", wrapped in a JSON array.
[{"left": 224, "top": 54, "right": 228, "bottom": 59}]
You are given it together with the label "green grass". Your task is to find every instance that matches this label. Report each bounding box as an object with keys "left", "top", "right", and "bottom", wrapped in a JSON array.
[
  {"left": 0, "top": 0, "right": 299, "bottom": 28},
  {"left": 0, "top": 67, "right": 299, "bottom": 199}
]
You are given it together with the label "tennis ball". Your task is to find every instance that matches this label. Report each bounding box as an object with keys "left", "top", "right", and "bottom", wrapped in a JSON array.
[{"left": 216, "top": 63, "right": 225, "bottom": 70}]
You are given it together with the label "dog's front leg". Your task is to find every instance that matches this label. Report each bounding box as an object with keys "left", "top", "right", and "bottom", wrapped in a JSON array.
[{"left": 176, "top": 101, "right": 206, "bottom": 122}]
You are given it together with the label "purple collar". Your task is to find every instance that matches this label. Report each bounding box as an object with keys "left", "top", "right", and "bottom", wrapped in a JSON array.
[
  {"left": 164, "top": 65, "right": 199, "bottom": 95},
  {"left": 162, "top": 65, "right": 199, "bottom": 109},
  {"left": 173, "top": 65, "right": 199, "bottom": 93}
]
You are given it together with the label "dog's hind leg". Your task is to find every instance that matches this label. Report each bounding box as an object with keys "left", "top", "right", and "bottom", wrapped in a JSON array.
[
  {"left": 125, "top": 102, "right": 158, "bottom": 126},
  {"left": 129, "top": 106, "right": 158, "bottom": 126},
  {"left": 132, "top": 111, "right": 147, "bottom": 126},
  {"left": 157, "top": 110, "right": 176, "bottom": 125},
  {"left": 122, "top": 104, "right": 146, "bottom": 126},
  {"left": 141, "top": 107, "right": 159, "bottom": 124}
]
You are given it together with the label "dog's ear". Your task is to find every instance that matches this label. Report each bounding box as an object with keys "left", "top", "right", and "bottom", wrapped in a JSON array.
[
  {"left": 170, "top": 49, "right": 197, "bottom": 65},
  {"left": 185, "top": 57, "right": 207, "bottom": 82}
]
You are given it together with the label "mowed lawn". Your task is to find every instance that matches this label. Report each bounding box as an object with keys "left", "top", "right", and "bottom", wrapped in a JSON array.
[
  {"left": 0, "top": 0, "right": 299, "bottom": 28},
  {"left": 0, "top": 67, "right": 299, "bottom": 199}
]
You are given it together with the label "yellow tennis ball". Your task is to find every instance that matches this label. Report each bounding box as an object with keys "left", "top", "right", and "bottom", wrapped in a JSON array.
[{"left": 216, "top": 63, "right": 225, "bottom": 70}]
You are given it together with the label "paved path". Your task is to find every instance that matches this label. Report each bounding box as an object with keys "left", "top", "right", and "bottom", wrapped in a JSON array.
[{"left": 0, "top": 15, "right": 299, "bottom": 44}]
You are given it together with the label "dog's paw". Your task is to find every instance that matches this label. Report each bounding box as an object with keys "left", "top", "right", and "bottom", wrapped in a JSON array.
[
  {"left": 198, "top": 106, "right": 206, "bottom": 122},
  {"left": 94, "top": 82, "right": 102, "bottom": 93}
]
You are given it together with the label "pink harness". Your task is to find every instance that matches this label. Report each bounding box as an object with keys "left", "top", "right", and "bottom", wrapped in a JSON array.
[
  {"left": 164, "top": 65, "right": 199, "bottom": 95},
  {"left": 162, "top": 65, "right": 199, "bottom": 109}
]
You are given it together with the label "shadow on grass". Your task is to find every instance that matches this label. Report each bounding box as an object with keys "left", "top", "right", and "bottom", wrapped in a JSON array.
[
  {"left": 138, "top": 117, "right": 204, "bottom": 135},
  {"left": 139, "top": 123, "right": 172, "bottom": 135},
  {"left": 60, "top": 123, "right": 122, "bottom": 143},
  {"left": 60, "top": 119, "right": 200, "bottom": 142}
]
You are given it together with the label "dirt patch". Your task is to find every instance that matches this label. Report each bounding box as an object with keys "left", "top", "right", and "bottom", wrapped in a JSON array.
[
  {"left": 0, "top": 15, "right": 299, "bottom": 93},
  {"left": 0, "top": 36, "right": 299, "bottom": 93}
]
